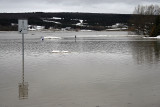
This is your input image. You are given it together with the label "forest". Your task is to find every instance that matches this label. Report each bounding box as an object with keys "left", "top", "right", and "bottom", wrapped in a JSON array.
[
  {"left": 0, "top": 12, "right": 131, "bottom": 30},
  {"left": 0, "top": 12, "right": 159, "bottom": 37}
]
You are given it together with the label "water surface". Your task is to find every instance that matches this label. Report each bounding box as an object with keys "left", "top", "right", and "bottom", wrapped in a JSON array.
[{"left": 0, "top": 31, "right": 160, "bottom": 107}]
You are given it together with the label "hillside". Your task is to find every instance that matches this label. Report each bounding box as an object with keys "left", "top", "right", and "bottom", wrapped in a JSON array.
[{"left": 0, "top": 12, "right": 132, "bottom": 31}]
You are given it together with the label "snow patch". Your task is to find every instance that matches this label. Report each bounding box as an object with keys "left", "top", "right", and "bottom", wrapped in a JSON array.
[
  {"left": 44, "top": 36, "right": 61, "bottom": 39},
  {"left": 52, "top": 50, "right": 70, "bottom": 53}
]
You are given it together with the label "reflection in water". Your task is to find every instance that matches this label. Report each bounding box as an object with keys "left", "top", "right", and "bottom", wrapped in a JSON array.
[
  {"left": 18, "top": 62, "right": 29, "bottom": 100},
  {"left": 18, "top": 82, "right": 28, "bottom": 100},
  {"left": 18, "top": 60, "right": 29, "bottom": 100},
  {"left": 132, "top": 41, "right": 160, "bottom": 64},
  {"left": 18, "top": 36, "right": 29, "bottom": 100}
]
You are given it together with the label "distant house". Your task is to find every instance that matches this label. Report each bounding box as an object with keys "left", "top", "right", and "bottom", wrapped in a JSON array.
[
  {"left": 28, "top": 25, "right": 45, "bottom": 31},
  {"left": 65, "top": 27, "right": 71, "bottom": 31},
  {"left": 106, "top": 23, "right": 128, "bottom": 31},
  {"left": 36, "top": 26, "right": 45, "bottom": 30},
  {"left": 111, "top": 23, "right": 123, "bottom": 28},
  {"left": 74, "top": 19, "right": 87, "bottom": 27}
]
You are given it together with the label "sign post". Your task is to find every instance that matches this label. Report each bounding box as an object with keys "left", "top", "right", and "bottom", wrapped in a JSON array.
[{"left": 18, "top": 19, "right": 28, "bottom": 99}]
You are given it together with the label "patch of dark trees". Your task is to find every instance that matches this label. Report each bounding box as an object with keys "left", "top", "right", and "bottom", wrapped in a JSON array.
[
  {"left": 0, "top": 12, "right": 159, "bottom": 36},
  {"left": 0, "top": 12, "right": 131, "bottom": 30}
]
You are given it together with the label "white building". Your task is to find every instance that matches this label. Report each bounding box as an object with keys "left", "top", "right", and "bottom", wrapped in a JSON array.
[{"left": 28, "top": 25, "right": 45, "bottom": 31}]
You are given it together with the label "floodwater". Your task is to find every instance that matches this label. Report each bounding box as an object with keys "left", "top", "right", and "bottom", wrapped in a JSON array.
[{"left": 0, "top": 31, "right": 160, "bottom": 107}]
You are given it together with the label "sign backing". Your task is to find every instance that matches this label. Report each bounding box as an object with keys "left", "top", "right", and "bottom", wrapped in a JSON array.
[{"left": 18, "top": 19, "right": 28, "bottom": 34}]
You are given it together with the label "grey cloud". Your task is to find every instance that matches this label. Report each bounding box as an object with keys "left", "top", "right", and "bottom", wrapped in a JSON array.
[
  {"left": 2, "top": 0, "right": 157, "bottom": 5},
  {"left": 45, "top": 0, "right": 159, "bottom": 5},
  {"left": 0, "top": 0, "right": 159, "bottom": 13}
]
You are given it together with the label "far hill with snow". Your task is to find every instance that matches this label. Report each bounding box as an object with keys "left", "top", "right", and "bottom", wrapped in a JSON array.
[{"left": 0, "top": 12, "right": 155, "bottom": 31}]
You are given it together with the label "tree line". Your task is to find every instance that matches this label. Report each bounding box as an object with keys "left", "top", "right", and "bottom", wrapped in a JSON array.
[
  {"left": 129, "top": 4, "right": 160, "bottom": 37},
  {"left": 0, "top": 5, "right": 160, "bottom": 37},
  {"left": 0, "top": 12, "right": 131, "bottom": 31}
]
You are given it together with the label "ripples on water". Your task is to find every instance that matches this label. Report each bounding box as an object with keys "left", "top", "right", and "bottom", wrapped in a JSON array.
[{"left": 0, "top": 31, "right": 160, "bottom": 107}]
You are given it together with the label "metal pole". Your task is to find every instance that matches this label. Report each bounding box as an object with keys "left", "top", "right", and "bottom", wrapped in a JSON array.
[{"left": 22, "top": 33, "right": 24, "bottom": 85}]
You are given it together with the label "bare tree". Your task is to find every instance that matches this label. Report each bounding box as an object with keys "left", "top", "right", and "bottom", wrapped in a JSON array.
[
  {"left": 154, "top": 5, "right": 160, "bottom": 15},
  {"left": 133, "top": 5, "right": 160, "bottom": 15},
  {"left": 130, "top": 4, "right": 159, "bottom": 36}
]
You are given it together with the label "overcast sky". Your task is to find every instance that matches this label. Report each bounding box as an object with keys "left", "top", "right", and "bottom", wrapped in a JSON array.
[{"left": 0, "top": 0, "right": 160, "bottom": 14}]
